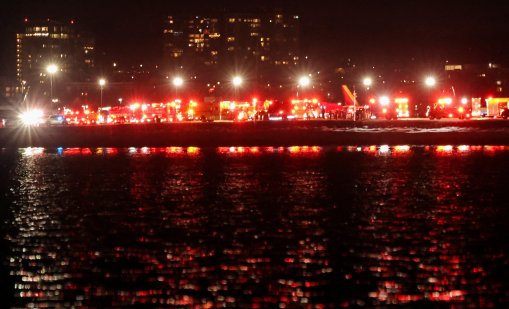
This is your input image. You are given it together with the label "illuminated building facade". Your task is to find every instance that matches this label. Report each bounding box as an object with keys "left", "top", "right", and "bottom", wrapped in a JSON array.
[
  {"left": 163, "top": 11, "right": 300, "bottom": 77},
  {"left": 163, "top": 16, "right": 221, "bottom": 69},
  {"left": 163, "top": 16, "right": 185, "bottom": 66},
  {"left": 16, "top": 19, "right": 95, "bottom": 102},
  {"left": 225, "top": 12, "right": 300, "bottom": 67},
  {"left": 224, "top": 14, "right": 264, "bottom": 64},
  {"left": 268, "top": 12, "right": 300, "bottom": 67}
]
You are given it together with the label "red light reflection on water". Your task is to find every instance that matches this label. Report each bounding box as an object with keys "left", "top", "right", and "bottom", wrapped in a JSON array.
[
  {"left": 62, "top": 148, "right": 93, "bottom": 156},
  {"left": 356, "top": 151, "right": 500, "bottom": 306},
  {"left": 217, "top": 146, "right": 321, "bottom": 155},
  {"left": 287, "top": 146, "right": 321, "bottom": 155},
  {"left": 482, "top": 145, "right": 509, "bottom": 155},
  {"left": 337, "top": 145, "right": 412, "bottom": 157},
  {"left": 54, "top": 147, "right": 202, "bottom": 156},
  {"left": 428, "top": 145, "right": 509, "bottom": 156},
  {"left": 9, "top": 143, "right": 509, "bottom": 307}
]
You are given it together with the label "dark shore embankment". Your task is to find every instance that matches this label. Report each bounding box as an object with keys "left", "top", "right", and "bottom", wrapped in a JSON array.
[{"left": 2, "top": 120, "right": 509, "bottom": 148}]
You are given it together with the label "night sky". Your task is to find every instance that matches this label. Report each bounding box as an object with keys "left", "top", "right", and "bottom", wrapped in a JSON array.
[{"left": 2, "top": 0, "right": 509, "bottom": 76}]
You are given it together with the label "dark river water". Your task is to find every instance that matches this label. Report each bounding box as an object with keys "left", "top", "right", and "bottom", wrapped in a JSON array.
[{"left": 1, "top": 145, "right": 509, "bottom": 308}]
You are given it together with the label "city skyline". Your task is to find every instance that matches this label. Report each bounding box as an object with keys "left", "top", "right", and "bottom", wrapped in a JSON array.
[{"left": 2, "top": 0, "right": 509, "bottom": 77}]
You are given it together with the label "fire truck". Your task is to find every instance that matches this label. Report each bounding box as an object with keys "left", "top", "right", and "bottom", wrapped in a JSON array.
[
  {"left": 126, "top": 100, "right": 199, "bottom": 123},
  {"left": 427, "top": 97, "right": 471, "bottom": 120},
  {"left": 290, "top": 99, "right": 321, "bottom": 119},
  {"left": 376, "top": 96, "right": 410, "bottom": 120},
  {"left": 219, "top": 100, "right": 258, "bottom": 121}
]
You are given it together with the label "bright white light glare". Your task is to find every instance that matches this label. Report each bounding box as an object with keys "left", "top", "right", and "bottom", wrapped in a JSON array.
[
  {"left": 363, "top": 77, "right": 373, "bottom": 87},
  {"left": 379, "top": 145, "right": 390, "bottom": 153},
  {"left": 173, "top": 76, "right": 184, "bottom": 87},
  {"left": 19, "top": 109, "right": 44, "bottom": 126},
  {"left": 99, "top": 78, "right": 106, "bottom": 87},
  {"left": 298, "top": 76, "right": 310, "bottom": 87},
  {"left": 232, "top": 76, "right": 243, "bottom": 87},
  {"left": 438, "top": 98, "right": 453, "bottom": 105},
  {"left": 46, "top": 64, "right": 58, "bottom": 74},
  {"left": 379, "top": 96, "right": 390, "bottom": 106},
  {"left": 425, "top": 76, "right": 436, "bottom": 87},
  {"left": 461, "top": 97, "right": 468, "bottom": 105}
]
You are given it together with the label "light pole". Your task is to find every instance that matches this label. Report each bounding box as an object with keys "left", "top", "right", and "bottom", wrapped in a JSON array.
[
  {"left": 172, "top": 76, "right": 184, "bottom": 99},
  {"left": 297, "top": 75, "right": 310, "bottom": 99},
  {"left": 46, "top": 64, "right": 58, "bottom": 105},
  {"left": 424, "top": 76, "right": 436, "bottom": 117},
  {"left": 99, "top": 78, "right": 106, "bottom": 108},
  {"left": 232, "top": 76, "right": 243, "bottom": 101},
  {"left": 363, "top": 77, "right": 373, "bottom": 90},
  {"left": 353, "top": 86, "right": 357, "bottom": 121},
  {"left": 362, "top": 77, "right": 373, "bottom": 119}
]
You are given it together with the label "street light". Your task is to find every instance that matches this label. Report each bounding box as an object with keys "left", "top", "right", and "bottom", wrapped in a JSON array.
[
  {"left": 425, "top": 76, "right": 436, "bottom": 88},
  {"left": 363, "top": 77, "right": 373, "bottom": 89},
  {"left": 232, "top": 76, "right": 243, "bottom": 87},
  {"left": 172, "top": 76, "right": 184, "bottom": 98},
  {"left": 99, "top": 78, "right": 106, "bottom": 108},
  {"left": 46, "top": 64, "right": 58, "bottom": 104},
  {"left": 359, "top": 77, "right": 374, "bottom": 120},
  {"left": 298, "top": 76, "right": 310, "bottom": 88},
  {"left": 232, "top": 76, "right": 243, "bottom": 100},
  {"left": 297, "top": 75, "right": 311, "bottom": 98},
  {"left": 424, "top": 76, "right": 437, "bottom": 118}
]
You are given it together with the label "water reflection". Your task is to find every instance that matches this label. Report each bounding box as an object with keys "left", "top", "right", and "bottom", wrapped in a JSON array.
[
  {"left": 25, "top": 145, "right": 509, "bottom": 158},
  {"left": 2, "top": 146, "right": 509, "bottom": 307}
]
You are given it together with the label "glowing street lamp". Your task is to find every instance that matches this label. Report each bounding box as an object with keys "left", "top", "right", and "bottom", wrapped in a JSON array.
[
  {"left": 297, "top": 75, "right": 311, "bottom": 98},
  {"left": 99, "top": 78, "right": 106, "bottom": 108},
  {"left": 425, "top": 76, "right": 436, "bottom": 88},
  {"left": 363, "top": 77, "right": 373, "bottom": 88},
  {"left": 232, "top": 76, "right": 243, "bottom": 100},
  {"left": 232, "top": 76, "right": 243, "bottom": 87},
  {"left": 298, "top": 76, "right": 310, "bottom": 88},
  {"left": 172, "top": 76, "right": 184, "bottom": 98},
  {"left": 424, "top": 76, "right": 437, "bottom": 117},
  {"left": 46, "top": 64, "right": 58, "bottom": 104}
]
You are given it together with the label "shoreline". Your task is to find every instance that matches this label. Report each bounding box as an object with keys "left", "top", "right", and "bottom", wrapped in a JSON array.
[{"left": 2, "top": 120, "right": 509, "bottom": 147}]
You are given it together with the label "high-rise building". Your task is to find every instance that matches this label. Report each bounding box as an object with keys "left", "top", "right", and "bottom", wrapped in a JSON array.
[
  {"left": 163, "top": 16, "right": 185, "bottom": 67},
  {"left": 188, "top": 16, "right": 221, "bottom": 66},
  {"left": 16, "top": 19, "right": 95, "bottom": 103},
  {"left": 162, "top": 11, "right": 300, "bottom": 78},
  {"left": 268, "top": 12, "right": 300, "bottom": 67},
  {"left": 163, "top": 16, "right": 221, "bottom": 70},
  {"left": 224, "top": 14, "right": 263, "bottom": 64}
]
